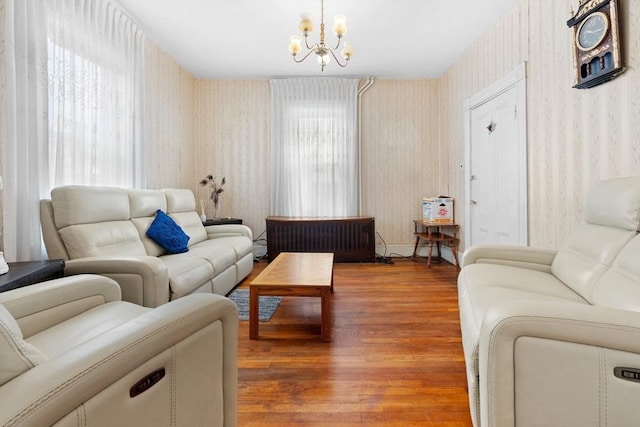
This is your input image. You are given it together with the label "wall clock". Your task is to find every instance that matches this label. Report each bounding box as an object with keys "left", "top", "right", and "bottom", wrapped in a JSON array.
[{"left": 567, "top": 0, "right": 625, "bottom": 89}]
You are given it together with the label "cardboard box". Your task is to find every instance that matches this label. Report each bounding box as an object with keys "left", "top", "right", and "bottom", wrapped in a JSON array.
[{"left": 422, "top": 196, "right": 454, "bottom": 223}]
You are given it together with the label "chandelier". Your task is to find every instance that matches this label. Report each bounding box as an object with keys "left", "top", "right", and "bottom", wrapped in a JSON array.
[{"left": 287, "top": 0, "right": 353, "bottom": 71}]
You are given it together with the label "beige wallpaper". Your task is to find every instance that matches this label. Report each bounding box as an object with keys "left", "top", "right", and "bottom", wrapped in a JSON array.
[
  {"left": 150, "top": 0, "right": 640, "bottom": 254},
  {"left": 2, "top": 0, "right": 638, "bottom": 257},
  {"left": 41, "top": 53, "right": 442, "bottom": 254},
  {"left": 525, "top": 0, "right": 640, "bottom": 249},
  {"left": 142, "top": 40, "right": 195, "bottom": 190},
  {"left": 192, "top": 80, "right": 270, "bottom": 238},
  {"left": 188, "top": 79, "right": 440, "bottom": 252},
  {"left": 439, "top": 0, "right": 640, "bottom": 251},
  {"left": 360, "top": 80, "right": 441, "bottom": 251}
]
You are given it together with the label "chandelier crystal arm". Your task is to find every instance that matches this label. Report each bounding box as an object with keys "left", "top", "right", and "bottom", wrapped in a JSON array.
[
  {"left": 328, "top": 47, "right": 348, "bottom": 68},
  {"left": 331, "top": 36, "right": 342, "bottom": 51},
  {"left": 293, "top": 47, "right": 319, "bottom": 64},
  {"left": 304, "top": 35, "right": 315, "bottom": 51}
]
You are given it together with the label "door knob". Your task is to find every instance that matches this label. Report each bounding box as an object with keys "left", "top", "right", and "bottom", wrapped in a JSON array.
[{"left": 471, "top": 200, "right": 477, "bottom": 205}]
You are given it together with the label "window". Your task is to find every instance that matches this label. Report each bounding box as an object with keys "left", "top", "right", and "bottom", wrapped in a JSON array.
[
  {"left": 46, "top": 0, "right": 143, "bottom": 189},
  {"left": 270, "top": 79, "right": 359, "bottom": 217}
]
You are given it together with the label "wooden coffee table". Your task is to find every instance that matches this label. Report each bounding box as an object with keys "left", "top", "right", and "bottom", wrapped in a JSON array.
[{"left": 249, "top": 252, "right": 334, "bottom": 341}]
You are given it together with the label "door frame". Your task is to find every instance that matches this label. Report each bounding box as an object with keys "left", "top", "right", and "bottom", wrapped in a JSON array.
[{"left": 463, "top": 62, "right": 528, "bottom": 249}]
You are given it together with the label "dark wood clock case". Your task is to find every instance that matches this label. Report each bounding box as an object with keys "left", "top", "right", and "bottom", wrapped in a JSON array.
[{"left": 567, "top": 0, "right": 625, "bottom": 89}]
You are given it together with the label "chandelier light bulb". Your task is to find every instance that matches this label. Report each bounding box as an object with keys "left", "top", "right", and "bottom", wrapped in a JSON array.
[
  {"left": 288, "top": 35, "right": 302, "bottom": 55},
  {"left": 341, "top": 42, "right": 353, "bottom": 60},
  {"left": 299, "top": 12, "right": 313, "bottom": 34},
  {"left": 332, "top": 15, "right": 347, "bottom": 37}
]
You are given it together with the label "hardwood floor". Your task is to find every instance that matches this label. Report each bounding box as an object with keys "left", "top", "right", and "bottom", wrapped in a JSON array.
[{"left": 236, "top": 258, "right": 472, "bottom": 426}]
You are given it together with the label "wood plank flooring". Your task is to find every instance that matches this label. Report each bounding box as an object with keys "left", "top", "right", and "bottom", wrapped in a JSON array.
[{"left": 236, "top": 258, "right": 472, "bottom": 426}]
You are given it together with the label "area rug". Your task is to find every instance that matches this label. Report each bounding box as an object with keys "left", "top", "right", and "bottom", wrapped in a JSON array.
[{"left": 228, "top": 288, "right": 283, "bottom": 322}]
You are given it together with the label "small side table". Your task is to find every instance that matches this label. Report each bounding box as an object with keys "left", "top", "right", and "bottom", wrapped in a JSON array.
[
  {"left": 203, "top": 218, "right": 243, "bottom": 226},
  {"left": 0, "top": 260, "right": 65, "bottom": 293},
  {"left": 412, "top": 220, "right": 460, "bottom": 269}
]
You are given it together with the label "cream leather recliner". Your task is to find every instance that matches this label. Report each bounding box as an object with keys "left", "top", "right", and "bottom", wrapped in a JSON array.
[
  {"left": 457, "top": 176, "right": 640, "bottom": 427},
  {"left": 0, "top": 274, "right": 238, "bottom": 426}
]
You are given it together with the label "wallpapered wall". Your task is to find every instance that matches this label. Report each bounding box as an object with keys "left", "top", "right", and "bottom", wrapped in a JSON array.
[
  {"left": 192, "top": 80, "right": 270, "bottom": 238},
  {"left": 189, "top": 0, "right": 639, "bottom": 253},
  {"left": 360, "top": 80, "right": 441, "bottom": 251},
  {"left": 142, "top": 42, "right": 194, "bottom": 190},
  {"left": 187, "top": 79, "right": 441, "bottom": 251},
  {"left": 440, "top": 0, "right": 640, "bottom": 250},
  {"left": 1, "top": 0, "right": 638, "bottom": 256}
]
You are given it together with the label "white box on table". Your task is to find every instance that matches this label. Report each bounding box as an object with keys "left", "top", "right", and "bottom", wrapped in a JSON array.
[{"left": 422, "top": 196, "right": 454, "bottom": 223}]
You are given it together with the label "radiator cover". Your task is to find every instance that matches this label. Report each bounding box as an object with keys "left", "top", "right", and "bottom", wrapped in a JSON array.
[{"left": 266, "top": 216, "right": 376, "bottom": 262}]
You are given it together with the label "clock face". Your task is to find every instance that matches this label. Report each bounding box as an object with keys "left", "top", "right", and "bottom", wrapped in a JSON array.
[{"left": 577, "top": 12, "right": 609, "bottom": 51}]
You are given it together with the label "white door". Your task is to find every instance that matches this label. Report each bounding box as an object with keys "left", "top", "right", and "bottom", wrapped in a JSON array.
[{"left": 464, "top": 64, "right": 528, "bottom": 248}]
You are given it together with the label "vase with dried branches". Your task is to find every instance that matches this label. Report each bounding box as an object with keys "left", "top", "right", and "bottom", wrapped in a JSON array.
[{"left": 199, "top": 175, "right": 226, "bottom": 220}]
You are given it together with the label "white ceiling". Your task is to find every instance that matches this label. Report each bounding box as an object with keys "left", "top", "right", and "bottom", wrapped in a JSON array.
[{"left": 118, "top": 0, "right": 518, "bottom": 79}]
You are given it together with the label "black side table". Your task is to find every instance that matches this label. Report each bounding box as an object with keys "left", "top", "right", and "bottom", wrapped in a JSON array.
[
  {"left": 0, "top": 260, "right": 65, "bottom": 293},
  {"left": 203, "top": 218, "right": 243, "bottom": 226}
]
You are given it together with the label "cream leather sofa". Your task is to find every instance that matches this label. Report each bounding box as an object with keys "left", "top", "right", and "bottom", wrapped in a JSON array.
[
  {"left": 41, "top": 186, "right": 254, "bottom": 307},
  {"left": 457, "top": 176, "right": 640, "bottom": 427},
  {"left": 0, "top": 274, "right": 238, "bottom": 426}
]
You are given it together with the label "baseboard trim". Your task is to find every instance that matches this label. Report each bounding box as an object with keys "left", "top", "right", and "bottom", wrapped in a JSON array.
[
  {"left": 376, "top": 244, "right": 460, "bottom": 266},
  {"left": 253, "top": 244, "right": 461, "bottom": 266}
]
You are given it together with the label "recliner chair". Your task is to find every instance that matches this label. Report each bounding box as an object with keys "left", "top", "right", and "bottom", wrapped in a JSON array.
[
  {"left": 0, "top": 274, "right": 238, "bottom": 426},
  {"left": 457, "top": 176, "right": 640, "bottom": 427}
]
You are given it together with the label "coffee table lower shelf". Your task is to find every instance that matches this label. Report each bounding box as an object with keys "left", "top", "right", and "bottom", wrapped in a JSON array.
[{"left": 249, "top": 252, "right": 334, "bottom": 342}]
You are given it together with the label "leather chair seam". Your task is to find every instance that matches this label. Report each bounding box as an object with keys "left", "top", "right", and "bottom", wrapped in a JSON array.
[
  {"left": 0, "top": 327, "right": 37, "bottom": 369},
  {"left": 492, "top": 315, "right": 639, "bottom": 334}
]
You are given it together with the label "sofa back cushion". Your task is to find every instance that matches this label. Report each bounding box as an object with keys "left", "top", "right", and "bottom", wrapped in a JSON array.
[
  {"left": 0, "top": 304, "right": 47, "bottom": 386},
  {"left": 129, "top": 189, "right": 168, "bottom": 256},
  {"left": 131, "top": 217, "right": 165, "bottom": 256},
  {"left": 40, "top": 199, "right": 70, "bottom": 260},
  {"left": 128, "top": 189, "right": 167, "bottom": 217},
  {"left": 551, "top": 225, "right": 635, "bottom": 303},
  {"left": 59, "top": 222, "right": 148, "bottom": 259},
  {"left": 51, "top": 186, "right": 147, "bottom": 259},
  {"left": 164, "top": 189, "right": 207, "bottom": 246},
  {"left": 592, "top": 234, "right": 640, "bottom": 312},
  {"left": 552, "top": 177, "right": 640, "bottom": 304},
  {"left": 583, "top": 176, "right": 640, "bottom": 232},
  {"left": 51, "top": 186, "right": 130, "bottom": 228}
]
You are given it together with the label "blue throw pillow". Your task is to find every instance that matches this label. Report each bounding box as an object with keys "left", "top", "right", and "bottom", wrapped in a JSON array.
[{"left": 146, "top": 210, "right": 190, "bottom": 254}]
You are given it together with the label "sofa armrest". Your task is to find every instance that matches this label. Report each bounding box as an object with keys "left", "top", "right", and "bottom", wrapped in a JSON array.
[
  {"left": 479, "top": 301, "right": 640, "bottom": 427},
  {"left": 205, "top": 224, "right": 253, "bottom": 241},
  {"left": 0, "top": 293, "right": 238, "bottom": 427},
  {"left": 0, "top": 275, "right": 121, "bottom": 338},
  {"left": 461, "top": 244, "right": 558, "bottom": 272},
  {"left": 64, "top": 256, "right": 170, "bottom": 307}
]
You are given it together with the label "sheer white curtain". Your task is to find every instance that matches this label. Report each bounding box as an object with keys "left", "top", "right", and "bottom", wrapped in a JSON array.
[
  {"left": 3, "top": 0, "right": 49, "bottom": 262},
  {"left": 47, "top": 0, "right": 144, "bottom": 188},
  {"left": 2, "top": 0, "right": 144, "bottom": 262},
  {"left": 270, "top": 78, "right": 359, "bottom": 217}
]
